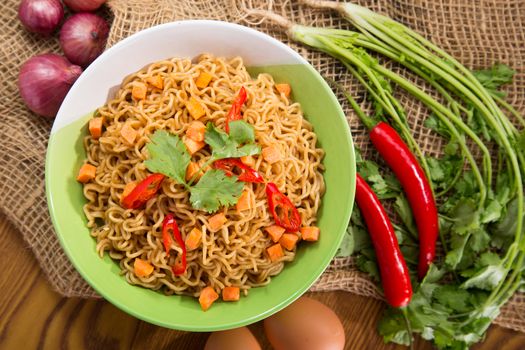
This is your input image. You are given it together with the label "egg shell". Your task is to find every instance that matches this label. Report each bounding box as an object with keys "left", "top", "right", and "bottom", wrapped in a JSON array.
[
  {"left": 204, "top": 326, "right": 261, "bottom": 350},
  {"left": 264, "top": 296, "right": 345, "bottom": 350}
]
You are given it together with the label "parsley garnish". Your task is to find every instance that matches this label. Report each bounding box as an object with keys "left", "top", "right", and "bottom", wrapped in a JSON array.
[
  {"left": 145, "top": 130, "right": 190, "bottom": 185},
  {"left": 204, "top": 120, "right": 261, "bottom": 160},
  {"left": 189, "top": 169, "right": 244, "bottom": 212},
  {"left": 144, "top": 120, "right": 261, "bottom": 213}
]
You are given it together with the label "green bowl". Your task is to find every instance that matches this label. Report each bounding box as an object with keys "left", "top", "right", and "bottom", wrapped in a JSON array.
[{"left": 46, "top": 20, "right": 355, "bottom": 331}]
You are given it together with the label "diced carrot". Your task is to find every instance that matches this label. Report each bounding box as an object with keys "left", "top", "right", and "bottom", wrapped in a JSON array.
[
  {"left": 89, "top": 117, "right": 104, "bottom": 139},
  {"left": 279, "top": 233, "right": 299, "bottom": 251},
  {"left": 222, "top": 286, "right": 240, "bottom": 302},
  {"left": 199, "top": 286, "right": 219, "bottom": 311},
  {"left": 266, "top": 243, "right": 284, "bottom": 262},
  {"left": 185, "top": 161, "right": 202, "bottom": 182},
  {"left": 134, "top": 258, "right": 154, "bottom": 277},
  {"left": 265, "top": 225, "right": 286, "bottom": 243},
  {"left": 236, "top": 190, "right": 253, "bottom": 213},
  {"left": 146, "top": 75, "right": 163, "bottom": 89},
  {"left": 76, "top": 163, "right": 97, "bottom": 183},
  {"left": 121, "top": 123, "right": 138, "bottom": 145},
  {"left": 121, "top": 181, "right": 137, "bottom": 202},
  {"left": 208, "top": 213, "right": 227, "bottom": 232},
  {"left": 240, "top": 155, "right": 255, "bottom": 167},
  {"left": 195, "top": 71, "right": 213, "bottom": 89},
  {"left": 186, "top": 121, "right": 206, "bottom": 142},
  {"left": 262, "top": 145, "right": 282, "bottom": 164},
  {"left": 275, "top": 83, "right": 291, "bottom": 98},
  {"left": 185, "top": 228, "right": 202, "bottom": 251},
  {"left": 184, "top": 137, "right": 205, "bottom": 155},
  {"left": 132, "top": 82, "right": 147, "bottom": 100},
  {"left": 186, "top": 96, "right": 206, "bottom": 120},
  {"left": 300, "top": 226, "right": 320, "bottom": 241}
]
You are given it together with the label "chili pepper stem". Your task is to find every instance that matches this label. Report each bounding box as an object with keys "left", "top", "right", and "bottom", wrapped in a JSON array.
[{"left": 400, "top": 307, "right": 414, "bottom": 350}]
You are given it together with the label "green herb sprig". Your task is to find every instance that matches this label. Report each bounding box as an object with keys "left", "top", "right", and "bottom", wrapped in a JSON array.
[{"left": 145, "top": 120, "right": 260, "bottom": 213}]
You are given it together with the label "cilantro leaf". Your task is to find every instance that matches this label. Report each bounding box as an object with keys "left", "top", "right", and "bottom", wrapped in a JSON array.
[
  {"left": 229, "top": 120, "right": 255, "bottom": 144},
  {"left": 461, "top": 265, "right": 506, "bottom": 291},
  {"left": 472, "top": 63, "right": 515, "bottom": 98},
  {"left": 145, "top": 130, "right": 190, "bottom": 185},
  {"left": 189, "top": 169, "right": 244, "bottom": 213},
  {"left": 204, "top": 122, "right": 260, "bottom": 160}
]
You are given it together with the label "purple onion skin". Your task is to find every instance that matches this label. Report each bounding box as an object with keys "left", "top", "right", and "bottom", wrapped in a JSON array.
[
  {"left": 60, "top": 13, "right": 109, "bottom": 67},
  {"left": 18, "top": 54, "right": 82, "bottom": 118},
  {"left": 64, "top": 0, "right": 106, "bottom": 12},
  {"left": 18, "top": 0, "right": 64, "bottom": 35}
]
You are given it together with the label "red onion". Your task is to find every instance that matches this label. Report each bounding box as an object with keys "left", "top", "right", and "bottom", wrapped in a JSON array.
[
  {"left": 60, "top": 13, "right": 109, "bottom": 67},
  {"left": 18, "top": 0, "right": 64, "bottom": 35},
  {"left": 63, "top": 0, "right": 106, "bottom": 12},
  {"left": 18, "top": 54, "right": 82, "bottom": 118}
]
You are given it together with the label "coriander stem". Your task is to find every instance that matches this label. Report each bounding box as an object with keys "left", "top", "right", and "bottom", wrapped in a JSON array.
[
  {"left": 400, "top": 307, "right": 414, "bottom": 350},
  {"left": 187, "top": 157, "right": 216, "bottom": 186}
]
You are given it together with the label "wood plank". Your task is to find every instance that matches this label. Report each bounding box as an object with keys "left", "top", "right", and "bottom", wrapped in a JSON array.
[{"left": 0, "top": 214, "right": 524, "bottom": 349}]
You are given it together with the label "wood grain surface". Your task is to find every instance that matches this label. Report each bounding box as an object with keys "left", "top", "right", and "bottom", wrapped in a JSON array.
[{"left": 1, "top": 214, "right": 524, "bottom": 349}]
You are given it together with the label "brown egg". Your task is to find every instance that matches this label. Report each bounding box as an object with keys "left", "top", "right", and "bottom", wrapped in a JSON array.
[
  {"left": 204, "top": 326, "right": 261, "bottom": 350},
  {"left": 264, "top": 296, "right": 345, "bottom": 350}
]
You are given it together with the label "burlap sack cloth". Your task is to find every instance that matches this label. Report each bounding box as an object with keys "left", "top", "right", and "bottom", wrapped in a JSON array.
[{"left": 1, "top": 0, "right": 524, "bottom": 332}]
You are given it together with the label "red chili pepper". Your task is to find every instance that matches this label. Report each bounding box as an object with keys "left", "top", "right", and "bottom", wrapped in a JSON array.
[
  {"left": 162, "top": 214, "right": 187, "bottom": 276},
  {"left": 355, "top": 173, "right": 412, "bottom": 308},
  {"left": 265, "top": 182, "right": 301, "bottom": 232},
  {"left": 213, "top": 158, "right": 264, "bottom": 183},
  {"left": 225, "top": 86, "right": 247, "bottom": 133},
  {"left": 121, "top": 173, "right": 165, "bottom": 209},
  {"left": 369, "top": 122, "right": 439, "bottom": 279}
]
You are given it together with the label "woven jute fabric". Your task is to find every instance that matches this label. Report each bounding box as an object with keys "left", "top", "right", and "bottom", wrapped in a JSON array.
[{"left": 1, "top": 0, "right": 524, "bottom": 332}]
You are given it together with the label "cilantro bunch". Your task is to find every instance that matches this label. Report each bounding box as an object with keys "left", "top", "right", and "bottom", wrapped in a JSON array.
[
  {"left": 336, "top": 64, "right": 524, "bottom": 349},
  {"left": 145, "top": 120, "right": 260, "bottom": 213}
]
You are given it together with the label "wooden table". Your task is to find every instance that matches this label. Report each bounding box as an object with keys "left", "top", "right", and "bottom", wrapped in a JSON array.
[{"left": 1, "top": 214, "right": 524, "bottom": 349}]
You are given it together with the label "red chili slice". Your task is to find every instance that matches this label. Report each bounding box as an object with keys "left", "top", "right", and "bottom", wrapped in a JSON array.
[
  {"left": 162, "top": 214, "right": 187, "bottom": 276},
  {"left": 225, "top": 86, "right": 247, "bottom": 133},
  {"left": 266, "top": 182, "right": 301, "bottom": 232},
  {"left": 121, "top": 173, "right": 165, "bottom": 209},
  {"left": 213, "top": 158, "right": 264, "bottom": 183}
]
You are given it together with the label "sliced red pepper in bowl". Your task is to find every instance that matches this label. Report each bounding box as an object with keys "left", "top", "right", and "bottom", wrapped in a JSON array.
[
  {"left": 121, "top": 173, "right": 165, "bottom": 209},
  {"left": 162, "top": 214, "right": 187, "bottom": 276},
  {"left": 225, "top": 86, "right": 247, "bottom": 133},
  {"left": 213, "top": 158, "right": 264, "bottom": 183},
  {"left": 266, "top": 182, "right": 301, "bottom": 232}
]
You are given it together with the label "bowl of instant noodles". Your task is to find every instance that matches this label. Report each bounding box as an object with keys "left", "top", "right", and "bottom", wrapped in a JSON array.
[{"left": 46, "top": 20, "right": 355, "bottom": 331}]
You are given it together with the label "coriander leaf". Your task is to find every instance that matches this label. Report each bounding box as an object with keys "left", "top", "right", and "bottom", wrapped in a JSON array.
[
  {"left": 445, "top": 234, "right": 470, "bottom": 269},
  {"left": 336, "top": 230, "right": 354, "bottom": 257},
  {"left": 424, "top": 114, "right": 450, "bottom": 137},
  {"left": 204, "top": 122, "right": 232, "bottom": 154},
  {"left": 145, "top": 130, "right": 190, "bottom": 185},
  {"left": 394, "top": 194, "right": 417, "bottom": 238},
  {"left": 491, "top": 197, "right": 523, "bottom": 249},
  {"left": 204, "top": 123, "right": 260, "bottom": 160},
  {"left": 189, "top": 169, "right": 244, "bottom": 213},
  {"left": 481, "top": 199, "right": 503, "bottom": 223},
  {"left": 461, "top": 265, "right": 506, "bottom": 291},
  {"left": 469, "top": 228, "right": 490, "bottom": 252},
  {"left": 427, "top": 157, "right": 445, "bottom": 182},
  {"left": 228, "top": 120, "right": 255, "bottom": 144},
  {"left": 236, "top": 144, "right": 261, "bottom": 157},
  {"left": 449, "top": 198, "right": 480, "bottom": 234},
  {"left": 378, "top": 309, "right": 411, "bottom": 346},
  {"left": 356, "top": 253, "right": 380, "bottom": 282},
  {"left": 434, "top": 285, "right": 471, "bottom": 313},
  {"left": 472, "top": 63, "right": 514, "bottom": 97}
]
